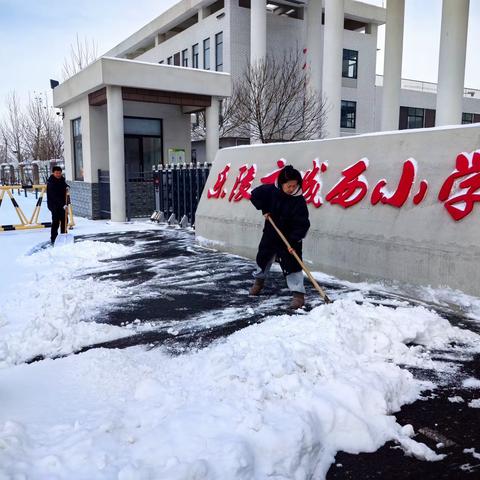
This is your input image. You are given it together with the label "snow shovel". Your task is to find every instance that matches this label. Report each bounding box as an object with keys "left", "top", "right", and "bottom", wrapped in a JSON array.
[
  {"left": 55, "top": 192, "right": 74, "bottom": 247},
  {"left": 266, "top": 215, "right": 332, "bottom": 304}
]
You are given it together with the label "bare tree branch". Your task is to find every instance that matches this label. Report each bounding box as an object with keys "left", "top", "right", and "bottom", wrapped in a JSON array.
[
  {"left": 0, "top": 91, "right": 25, "bottom": 163},
  {"left": 192, "top": 50, "right": 326, "bottom": 144},
  {"left": 62, "top": 34, "right": 98, "bottom": 80},
  {"left": 23, "top": 93, "right": 64, "bottom": 161}
]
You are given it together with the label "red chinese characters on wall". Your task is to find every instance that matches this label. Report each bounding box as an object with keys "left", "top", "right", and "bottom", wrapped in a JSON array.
[
  {"left": 302, "top": 159, "right": 328, "bottom": 208},
  {"left": 325, "top": 158, "right": 369, "bottom": 208},
  {"left": 229, "top": 164, "right": 257, "bottom": 202},
  {"left": 438, "top": 151, "right": 480, "bottom": 221},
  {"left": 206, "top": 150, "right": 480, "bottom": 221},
  {"left": 260, "top": 159, "right": 287, "bottom": 185},
  {"left": 370, "top": 159, "right": 429, "bottom": 208},
  {"left": 207, "top": 164, "right": 231, "bottom": 199}
]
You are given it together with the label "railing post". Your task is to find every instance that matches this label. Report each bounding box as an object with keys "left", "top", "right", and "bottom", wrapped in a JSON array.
[
  {"left": 188, "top": 162, "right": 194, "bottom": 223},
  {"left": 182, "top": 162, "right": 187, "bottom": 218},
  {"left": 176, "top": 164, "right": 181, "bottom": 220},
  {"left": 125, "top": 165, "right": 131, "bottom": 222}
]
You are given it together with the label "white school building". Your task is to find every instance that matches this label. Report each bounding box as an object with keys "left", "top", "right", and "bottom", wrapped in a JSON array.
[{"left": 53, "top": 0, "right": 480, "bottom": 221}]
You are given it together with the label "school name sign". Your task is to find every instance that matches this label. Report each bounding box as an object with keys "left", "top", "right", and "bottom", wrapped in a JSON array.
[
  {"left": 206, "top": 152, "right": 480, "bottom": 222},
  {"left": 196, "top": 126, "right": 480, "bottom": 296}
]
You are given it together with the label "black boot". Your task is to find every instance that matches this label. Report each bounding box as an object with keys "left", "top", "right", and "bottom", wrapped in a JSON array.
[
  {"left": 249, "top": 279, "right": 265, "bottom": 296},
  {"left": 289, "top": 292, "right": 305, "bottom": 309}
]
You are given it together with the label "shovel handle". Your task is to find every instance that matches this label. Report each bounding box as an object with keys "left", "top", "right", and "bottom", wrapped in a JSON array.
[{"left": 266, "top": 215, "right": 332, "bottom": 304}]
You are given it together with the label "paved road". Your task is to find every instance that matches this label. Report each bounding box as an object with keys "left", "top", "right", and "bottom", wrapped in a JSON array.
[{"left": 38, "top": 228, "right": 480, "bottom": 478}]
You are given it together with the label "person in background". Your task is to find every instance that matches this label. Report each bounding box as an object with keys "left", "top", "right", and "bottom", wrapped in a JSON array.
[
  {"left": 46, "top": 166, "right": 69, "bottom": 245},
  {"left": 249, "top": 165, "right": 310, "bottom": 309}
]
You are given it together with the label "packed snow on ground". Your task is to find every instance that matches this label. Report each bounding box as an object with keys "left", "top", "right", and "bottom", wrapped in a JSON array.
[
  {"left": 1, "top": 195, "right": 480, "bottom": 479},
  {"left": 0, "top": 192, "right": 165, "bottom": 365}
]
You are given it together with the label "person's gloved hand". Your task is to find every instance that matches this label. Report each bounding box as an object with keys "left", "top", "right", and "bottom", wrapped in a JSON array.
[{"left": 63, "top": 205, "right": 68, "bottom": 210}]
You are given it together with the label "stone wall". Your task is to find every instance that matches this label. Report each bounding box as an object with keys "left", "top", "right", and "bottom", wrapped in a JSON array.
[
  {"left": 196, "top": 124, "right": 480, "bottom": 297},
  {"left": 69, "top": 181, "right": 101, "bottom": 219},
  {"left": 127, "top": 181, "right": 155, "bottom": 218}
]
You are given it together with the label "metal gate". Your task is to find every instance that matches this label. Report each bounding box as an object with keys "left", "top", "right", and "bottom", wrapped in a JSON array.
[
  {"left": 98, "top": 164, "right": 210, "bottom": 223},
  {"left": 154, "top": 163, "right": 210, "bottom": 226},
  {"left": 98, "top": 170, "right": 110, "bottom": 219}
]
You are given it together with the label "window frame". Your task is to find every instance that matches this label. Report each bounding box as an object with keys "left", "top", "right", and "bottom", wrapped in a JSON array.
[
  {"left": 72, "top": 117, "right": 84, "bottom": 181},
  {"left": 340, "top": 100, "right": 357, "bottom": 129},
  {"left": 192, "top": 43, "right": 199, "bottom": 68},
  {"left": 215, "top": 31, "right": 223, "bottom": 71},
  {"left": 203, "top": 37, "right": 210, "bottom": 70},
  {"left": 123, "top": 116, "right": 164, "bottom": 172},
  {"left": 182, "top": 49, "right": 188, "bottom": 67},
  {"left": 406, "top": 107, "right": 425, "bottom": 129},
  {"left": 462, "top": 112, "right": 474, "bottom": 124},
  {"left": 342, "top": 49, "right": 358, "bottom": 79}
]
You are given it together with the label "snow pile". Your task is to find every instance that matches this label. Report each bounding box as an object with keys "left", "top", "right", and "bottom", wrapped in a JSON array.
[
  {"left": 2, "top": 299, "right": 476, "bottom": 479},
  {"left": 462, "top": 377, "right": 480, "bottom": 389},
  {"left": 0, "top": 240, "right": 133, "bottom": 366},
  {"left": 468, "top": 399, "right": 480, "bottom": 408}
]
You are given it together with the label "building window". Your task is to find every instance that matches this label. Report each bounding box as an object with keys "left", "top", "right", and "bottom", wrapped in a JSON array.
[
  {"left": 173, "top": 52, "right": 180, "bottom": 66},
  {"left": 182, "top": 49, "right": 188, "bottom": 67},
  {"left": 342, "top": 49, "right": 358, "bottom": 79},
  {"left": 215, "top": 32, "right": 223, "bottom": 71},
  {"left": 462, "top": 112, "right": 474, "bottom": 124},
  {"left": 341, "top": 100, "right": 356, "bottom": 129},
  {"left": 407, "top": 107, "right": 425, "bottom": 129},
  {"left": 192, "top": 44, "right": 199, "bottom": 68},
  {"left": 203, "top": 37, "right": 210, "bottom": 70},
  {"left": 124, "top": 117, "right": 163, "bottom": 173},
  {"left": 167, "top": 56, "right": 173, "bottom": 65},
  {"left": 72, "top": 118, "right": 84, "bottom": 181}
]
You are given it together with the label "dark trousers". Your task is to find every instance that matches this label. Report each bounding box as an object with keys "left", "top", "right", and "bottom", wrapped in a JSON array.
[
  {"left": 256, "top": 233, "right": 303, "bottom": 276},
  {"left": 51, "top": 208, "right": 66, "bottom": 243}
]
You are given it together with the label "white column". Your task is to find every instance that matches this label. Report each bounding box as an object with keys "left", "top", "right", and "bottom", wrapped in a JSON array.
[
  {"left": 306, "top": 0, "right": 323, "bottom": 97},
  {"left": 436, "top": 0, "right": 470, "bottom": 126},
  {"left": 206, "top": 97, "right": 220, "bottom": 164},
  {"left": 106, "top": 86, "right": 126, "bottom": 222},
  {"left": 250, "top": 0, "right": 266, "bottom": 66},
  {"left": 322, "top": 0, "right": 344, "bottom": 138},
  {"left": 381, "top": 0, "right": 404, "bottom": 131}
]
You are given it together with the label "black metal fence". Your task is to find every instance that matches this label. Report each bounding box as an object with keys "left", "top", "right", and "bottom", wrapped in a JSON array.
[
  {"left": 98, "top": 170, "right": 111, "bottom": 219},
  {"left": 98, "top": 163, "right": 211, "bottom": 224},
  {"left": 126, "top": 170, "right": 155, "bottom": 220},
  {"left": 154, "top": 163, "right": 210, "bottom": 226}
]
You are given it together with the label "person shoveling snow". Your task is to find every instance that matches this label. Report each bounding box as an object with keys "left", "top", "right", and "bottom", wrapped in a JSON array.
[
  {"left": 249, "top": 165, "right": 313, "bottom": 309},
  {"left": 46, "top": 166, "right": 73, "bottom": 246}
]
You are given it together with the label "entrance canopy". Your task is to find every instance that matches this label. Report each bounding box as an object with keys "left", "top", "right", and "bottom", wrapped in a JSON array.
[
  {"left": 53, "top": 56, "right": 231, "bottom": 109},
  {"left": 53, "top": 57, "right": 231, "bottom": 223}
]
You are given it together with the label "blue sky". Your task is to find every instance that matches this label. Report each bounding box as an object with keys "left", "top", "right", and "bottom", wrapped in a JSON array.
[{"left": 1, "top": 0, "right": 480, "bottom": 117}]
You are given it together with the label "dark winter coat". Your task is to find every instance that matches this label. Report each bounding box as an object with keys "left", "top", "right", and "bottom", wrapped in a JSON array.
[
  {"left": 46, "top": 175, "right": 69, "bottom": 212},
  {"left": 250, "top": 183, "right": 310, "bottom": 275}
]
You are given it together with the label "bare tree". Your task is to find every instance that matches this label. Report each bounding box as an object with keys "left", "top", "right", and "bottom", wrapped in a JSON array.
[
  {"left": 62, "top": 34, "right": 98, "bottom": 80},
  {"left": 0, "top": 91, "right": 25, "bottom": 163},
  {"left": 193, "top": 51, "right": 326, "bottom": 144},
  {"left": 23, "top": 93, "right": 64, "bottom": 161}
]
